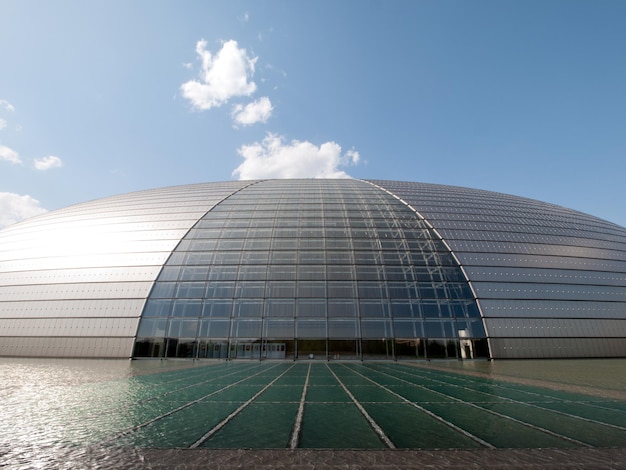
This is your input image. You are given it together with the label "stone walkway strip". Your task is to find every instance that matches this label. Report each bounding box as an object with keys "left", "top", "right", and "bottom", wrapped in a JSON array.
[
  {"left": 289, "top": 363, "right": 311, "bottom": 449},
  {"left": 327, "top": 364, "right": 396, "bottom": 449}
]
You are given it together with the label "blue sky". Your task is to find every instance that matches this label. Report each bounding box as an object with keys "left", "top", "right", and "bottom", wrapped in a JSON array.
[{"left": 1, "top": 0, "right": 625, "bottom": 228}]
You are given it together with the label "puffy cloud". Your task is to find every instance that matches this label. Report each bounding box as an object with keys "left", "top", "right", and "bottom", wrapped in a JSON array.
[
  {"left": 0, "top": 118, "right": 6, "bottom": 130},
  {"left": 0, "top": 99, "right": 15, "bottom": 112},
  {"left": 181, "top": 39, "right": 257, "bottom": 110},
  {"left": 0, "top": 145, "right": 21, "bottom": 164},
  {"left": 0, "top": 192, "right": 47, "bottom": 229},
  {"left": 233, "top": 133, "right": 360, "bottom": 180},
  {"left": 34, "top": 155, "right": 63, "bottom": 171},
  {"left": 232, "top": 96, "right": 273, "bottom": 126}
]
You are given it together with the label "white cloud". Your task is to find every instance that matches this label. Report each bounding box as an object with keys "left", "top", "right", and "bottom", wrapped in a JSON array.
[
  {"left": 0, "top": 99, "right": 15, "bottom": 112},
  {"left": 181, "top": 39, "right": 258, "bottom": 110},
  {"left": 0, "top": 145, "right": 21, "bottom": 164},
  {"left": 233, "top": 133, "right": 360, "bottom": 180},
  {"left": 232, "top": 96, "right": 273, "bottom": 126},
  {"left": 34, "top": 155, "right": 63, "bottom": 171},
  {"left": 0, "top": 192, "right": 47, "bottom": 229},
  {"left": 0, "top": 118, "right": 6, "bottom": 130}
]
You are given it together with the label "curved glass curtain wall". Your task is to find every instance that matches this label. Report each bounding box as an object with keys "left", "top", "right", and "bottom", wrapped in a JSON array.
[{"left": 133, "top": 180, "right": 488, "bottom": 360}]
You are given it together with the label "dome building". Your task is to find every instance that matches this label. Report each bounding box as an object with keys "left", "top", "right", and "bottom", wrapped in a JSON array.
[{"left": 0, "top": 179, "right": 625, "bottom": 360}]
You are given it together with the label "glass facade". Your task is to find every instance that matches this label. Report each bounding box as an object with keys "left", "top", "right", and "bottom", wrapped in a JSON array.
[{"left": 133, "top": 180, "right": 488, "bottom": 360}]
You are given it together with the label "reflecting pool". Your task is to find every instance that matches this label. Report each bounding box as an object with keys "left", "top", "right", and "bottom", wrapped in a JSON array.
[{"left": 2, "top": 358, "right": 626, "bottom": 468}]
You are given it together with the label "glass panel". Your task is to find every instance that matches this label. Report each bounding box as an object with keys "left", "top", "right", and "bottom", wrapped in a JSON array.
[
  {"left": 419, "top": 285, "right": 437, "bottom": 299},
  {"left": 326, "top": 265, "right": 353, "bottom": 280},
  {"left": 150, "top": 282, "right": 177, "bottom": 298},
  {"left": 358, "top": 281, "right": 386, "bottom": 299},
  {"left": 271, "top": 251, "right": 297, "bottom": 263},
  {"left": 298, "top": 251, "right": 325, "bottom": 264},
  {"left": 172, "top": 300, "right": 202, "bottom": 317},
  {"left": 184, "top": 252, "right": 213, "bottom": 265},
  {"left": 327, "top": 281, "right": 356, "bottom": 298},
  {"left": 217, "top": 239, "right": 244, "bottom": 250},
  {"left": 208, "top": 266, "right": 238, "bottom": 281},
  {"left": 361, "top": 320, "right": 392, "bottom": 338},
  {"left": 359, "top": 301, "right": 390, "bottom": 318},
  {"left": 267, "top": 281, "right": 296, "bottom": 298},
  {"left": 328, "top": 319, "right": 358, "bottom": 338},
  {"left": 267, "top": 265, "right": 296, "bottom": 280},
  {"left": 424, "top": 321, "right": 444, "bottom": 338},
  {"left": 212, "top": 252, "right": 240, "bottom": 265},
  {"left": 297, "top": 265, "right": 325, "bottom": 280},
  {"left": 296, "top": 300, "right": 326, "bottom": 317},
  {"left": 168, "top": 319, "right": 199, "bottom": 337},
  {"left": 326, "top": 251, "right": 353, "bottom": 264},
  {"left": 203, "top": 300, "right": 232, "bottom": 317},
  {"left": 385, "top": 266, "right": 413, "bottom": 281},
  {"left": 422, "top": 303, "right": 440, "bottom": 318},
  {"left": 297, "top": 281, "right": 326, "bottom": 298},
  {"left": 328, "top": 300, "right": 357, "bottom": 317},
  {"left": 355, "top": 265, "right": 384, "bottom": 280},
  {"left": 206, "top": 281, "right": 235, "bottom": 298},
  {"left": 265, "top": 299, "right": 295, "bottom": 317},
  {"left": 236, "top": 282, "right": 265, "bottom": 298},
  {"left": 237, "top": 265, "right": 267, "bottom": 280},
  {"left": 176, "top": 282, "right": 205, "bottom": 298},
  {"left": 231, "top": 320, "right": 262, "bottom": 338},
  {"left": 179, "top": 267, "right": 209, "bottom": 281},
  {"left": 159, "top": 266, "right": 182, "bottom": 281},
  {"left": 234, "top": 300, "right": 263, "bottom": 317},
  {"left": 271, "top": 238, "right": 297, "bottom": 250},
  {"left": 206, "top": 319, "right": 230, "bottom": 337},
  {"left": 390, "top": 301, "right": 414, "bottom": 318},
  {"left": 143, "top": 299, "right": 173, "bottom": 317},
  {"left": 296, "top": 320, "right": 326, "bottom": 338},
  {"left": 244, "top": 238, "right": 270, "bottom": 250},
  {"left": 393, "top": 320, "right": 423, "bottom": 337},
  {"left": 299, "top": 238, "right": 324, "bottom": 249},
  {"left": 263, "top": 319, "right": 294, "bottom": 338},
  {"left": 136, "top": 318, "right": 167, "bottom": 337}
]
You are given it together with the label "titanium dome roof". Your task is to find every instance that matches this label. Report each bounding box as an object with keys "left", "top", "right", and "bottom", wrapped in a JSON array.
[{"left": 0, "top": 179, "right": 625, "bottom": 359}]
